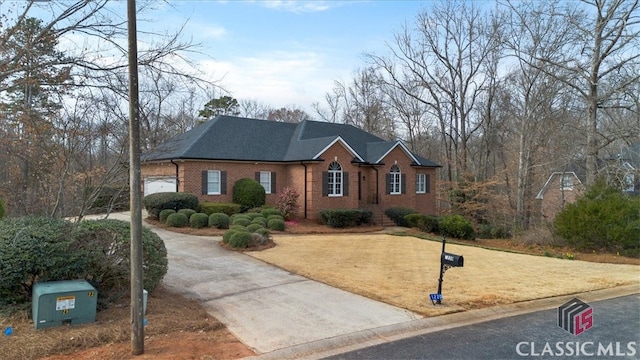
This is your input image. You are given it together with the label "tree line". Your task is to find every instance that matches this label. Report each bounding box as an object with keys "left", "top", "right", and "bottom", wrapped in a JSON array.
[{"left": 0, "top": 0, "right": 637, "bottom": 232}]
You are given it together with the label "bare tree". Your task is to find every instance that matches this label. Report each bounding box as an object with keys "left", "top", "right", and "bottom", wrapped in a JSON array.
[
  {"left": 369, "top": 0, "right": 501, "bottom": 181},
  {"left": 518, "top": 0, "right": 640, "bottom": 185},
  {"left": 0, "top": 0, "right": 213, "bottom": 217}
]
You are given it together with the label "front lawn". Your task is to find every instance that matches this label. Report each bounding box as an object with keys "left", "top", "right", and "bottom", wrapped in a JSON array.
[{"left": 248, "top": 234, "right": 640, "bottom": 316}]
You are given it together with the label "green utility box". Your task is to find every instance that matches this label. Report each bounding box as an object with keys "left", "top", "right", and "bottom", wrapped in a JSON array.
[{"left": 32, "top": 280, "right": 98, "bottom": 330}]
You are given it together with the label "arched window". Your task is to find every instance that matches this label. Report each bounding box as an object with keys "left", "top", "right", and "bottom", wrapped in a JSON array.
[
  {"left": 390, "top": 164, "right": 401, "bottom": 195},
  {"left": 328, "top": 161, "right": 343, "bottom": 196}
]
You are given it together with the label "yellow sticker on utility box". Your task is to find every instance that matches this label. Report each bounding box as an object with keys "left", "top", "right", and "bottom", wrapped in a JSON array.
[{"left": 56, "top": 296, "right": 76, "bottom": 311}]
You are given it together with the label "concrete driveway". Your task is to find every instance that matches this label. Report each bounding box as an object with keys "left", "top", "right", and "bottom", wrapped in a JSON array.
[
  {"left": 102, "top": 212, "right": 639, "bottom": 359},
  {"left": 105, "top": 212, "right": 418, "bottom": 355}
]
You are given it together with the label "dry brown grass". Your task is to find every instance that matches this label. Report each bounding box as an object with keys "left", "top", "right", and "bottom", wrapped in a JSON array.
[
  {"left": 0, "top": 286, "right": 254, "bottom": 360},
  {"left": 249, "top": 233, "right": 640, "bottom": 316}
]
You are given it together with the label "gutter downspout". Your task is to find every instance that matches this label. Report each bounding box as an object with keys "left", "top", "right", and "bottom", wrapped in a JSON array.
[
  {"left": 301, "top": 162, "right": 308, "bottom": 219},
  {"left": 170, "top": 159, "right": 179, "bottom": 191}
]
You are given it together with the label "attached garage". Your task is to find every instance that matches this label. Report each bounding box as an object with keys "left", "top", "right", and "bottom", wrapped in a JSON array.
[{"left": 144, "top": 177, "right": 177, "bottom": 196}]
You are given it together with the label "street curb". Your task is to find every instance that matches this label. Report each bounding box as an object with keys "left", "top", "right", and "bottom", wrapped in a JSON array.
[{"left": 246, "top": 284, "right": 639, "bottom": 360}]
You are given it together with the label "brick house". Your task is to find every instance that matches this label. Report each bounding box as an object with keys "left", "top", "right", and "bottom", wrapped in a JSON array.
[
  {"left": 141, "top": 115, "right": 441, "bottom": 222},
  {"left": 535, "top": 169, "right": 585, "bottom": 221},
  {"left": 535, "top": 143, "right": 639, "bottom": 221}
]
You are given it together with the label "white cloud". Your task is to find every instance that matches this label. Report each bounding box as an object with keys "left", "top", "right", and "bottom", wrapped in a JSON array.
[
  {"left": 260, "top": 1, "right": 335, "bottom": 13},
  {"left": 198, "top": 50, "right": 341, "bottom": 113}
]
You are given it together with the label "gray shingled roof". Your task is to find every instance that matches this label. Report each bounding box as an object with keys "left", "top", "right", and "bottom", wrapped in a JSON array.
[{"left": 142, "top": 115, "right": 440, "bottom": 167}]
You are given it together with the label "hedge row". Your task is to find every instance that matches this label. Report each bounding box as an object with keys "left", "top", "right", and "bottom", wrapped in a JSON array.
[
  {"left": 0, "top": 217, "right": 168, "bottom": 308},
  {"left": 319, "top": 209, "right": 373, "bottom": 228}
]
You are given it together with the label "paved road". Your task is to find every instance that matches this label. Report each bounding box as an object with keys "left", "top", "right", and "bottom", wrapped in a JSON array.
[{"left": 325, "top": 294, "right": 640, "bottom": 360}]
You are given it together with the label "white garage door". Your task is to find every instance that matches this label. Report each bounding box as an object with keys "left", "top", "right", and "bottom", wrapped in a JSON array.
[{"left": 144, "top": 177, "right": 177, "bottom": 196}]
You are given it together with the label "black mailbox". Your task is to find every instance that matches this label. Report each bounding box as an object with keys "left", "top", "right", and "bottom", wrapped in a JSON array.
[{"left": 441, "top": 252, "right": 464, "bottom": 267}]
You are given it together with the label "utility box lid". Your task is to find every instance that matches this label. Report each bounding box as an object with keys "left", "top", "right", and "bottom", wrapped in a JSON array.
[{"left": 32, "top": 280, "right": 97, "bottom": 330}]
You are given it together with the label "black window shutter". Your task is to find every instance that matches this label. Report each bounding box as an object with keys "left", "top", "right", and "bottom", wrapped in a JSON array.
[
  {"left": 386, "top": 173, "right": 391, "bottom": 194},
  {"left": 401, "top": 174, "right": 406, "bottom": 194},
  {"left": 343, "top": 172, "right": 349, "bottom": 196},
  {"left": 271, "top": 172, "right": 276, "bottom": 194},
  {"left": 322, "top": 171, "right": 329, "bottom": 196},
  {"left": 255, "top": 172, "right": 260, "bottom": 182},
  {"left": 426, "top": 174, "right": 430, "bottom": 193},
  {"left": 358, "top": 171, "right": 362, "bottom": 200},
  {"left": 221, "top": 171, "right": 227, "bottom": 194},
  {"left": 202, "top": 171, "right": 208, "bottom": 195}
]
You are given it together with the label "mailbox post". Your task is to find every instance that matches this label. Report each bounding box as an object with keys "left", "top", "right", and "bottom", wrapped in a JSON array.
[{"left": 431, "top": 236, "right": 464, "bottom": 305}]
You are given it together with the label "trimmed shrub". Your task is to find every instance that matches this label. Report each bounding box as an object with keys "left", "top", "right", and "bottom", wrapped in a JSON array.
[
  {"left": 209, "top": 213, "right": 230, "bottom": 229},
  {"left": 230, "top": 225, "right": 247, "bottom": 231},
  {"left": 70, "top": 219, "right": 168, "bottom": 307},
  {"left": 189, "top": 213, "right": 210, "bottom": 229},
  {"left": 440, "top": 214, "right": 475, "bottom": 240},
  {"left": 320, "top": 209, "right": 373, "bottom": 228},
  {"left": 244, "top": 212, "right": 263, "bottom": 220},
  {"left": 251, "top": 217, "right": 267, "bottom": 227},
  {"left": 0, "top": 217, "right": 77, "bottom": 305},
  {"left": 0, "top": 218, "right": 168, "bottom": 308},
  {"left": 261, "top": 208, "right": 283, "bottom": 218},
  {"left": 230, "top": 213, "right": 249, "bottom": 220},
  {"left": 254, "top": 227, "right": 270, "bottom": 238},
  {"left": 420, "top": 215, "right": 440, "bottom": 233},
  {"left": 266, "top": 214, "right": 284, "bottom": 222},
  {"left": 404, "top": 214, "right": 440, "bottom": 233},
  {"left": 200, "top": 202, "right": 241, "bottom": 216},
  {"left": 405, "top": 213, "right": 423, "bottom": 228},
  {"left": 232, "top": 217, "right": 252, "bottom": 227},
  {"left": 554, "top": 180, "right": 640, "bottom": 255},
  {"left": 232, "top": 178, "right": 265, "bottom": 211},
  {"left": 143, "top": 192, "right": 199, "bottom": 219},
  {"left": 275, "top": 187, "right": 299, "bottom": 220},
  {"left": 159, "top": 209, "right": 176, "bottom": 223},
  {"left": 178, "top": 208, "right": 197, "bottom": 218},
  {"left": 267, "top": 218, "right": 286, "bottom": 231},
  {"left": 166, "top": 213, "right": 189, "bottom": 228},
  {"left": 222, "top": 229, "right": 238, "bottom": 244},
  {"left": 228, "top": 231, "right": 253, "bottom": 248},
  {"left": 385, "top": 207, "right": 418, "bottom": 227},
  {"left": 246, "top": 223, "right": 264, "bottom": 233}
]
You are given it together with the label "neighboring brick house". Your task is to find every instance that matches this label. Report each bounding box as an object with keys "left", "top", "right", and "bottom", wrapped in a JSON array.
[
  {"left": 141, "top": 115, "right": 441, "bottom": 222},
  {"left": 535, "top": 143, "right": 639, "bottom": 221},
  {"left": 535, "top": 168, "right": 585, "bottom": 221}
]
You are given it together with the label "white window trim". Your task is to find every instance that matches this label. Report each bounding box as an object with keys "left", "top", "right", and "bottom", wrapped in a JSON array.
[
  {"left": 260, "top": 171, "right": 272, "bottom": 194},
  {"left": 328, "top": 161, "right": 343, "bottom": 197},
  {"left": 416, "top": 173, "right": 426, "bottom": 194},
  {"left": 207, "top": 170, "right": 221, "bottom": 195},
  {"left": 390, "top": 165, "right": 401, "bottom": 195}
]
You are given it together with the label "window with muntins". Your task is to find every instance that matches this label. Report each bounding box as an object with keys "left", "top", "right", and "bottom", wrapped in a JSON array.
[
  {"left": 328, "top": 161, "right": 343, "bottom": 197},
  {"left": 207, "top": 170, "right": 221, "bottom": 195},
  {"left": 416, "top": 173, "right": 426, "bottom": 194},
  {"left": 259, "top": 171, "right": 271, "bottom": 194},
  {"left": 390, "top": 164, "right": 401, "bottom": 195}
]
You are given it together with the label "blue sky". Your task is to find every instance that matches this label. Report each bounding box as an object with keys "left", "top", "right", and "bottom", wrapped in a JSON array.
[{"left": 146, "top": 0, "right": 430, "bottom": 113}]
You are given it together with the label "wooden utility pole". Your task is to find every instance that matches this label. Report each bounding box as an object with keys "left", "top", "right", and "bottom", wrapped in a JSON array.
[{"left": 127, "top": 0, "right": 144, "bottom": 355}]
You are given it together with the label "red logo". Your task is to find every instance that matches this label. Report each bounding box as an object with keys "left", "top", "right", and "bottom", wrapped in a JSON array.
[{"left": 558, "top": 298, "right": 593, "bottom": 335}]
